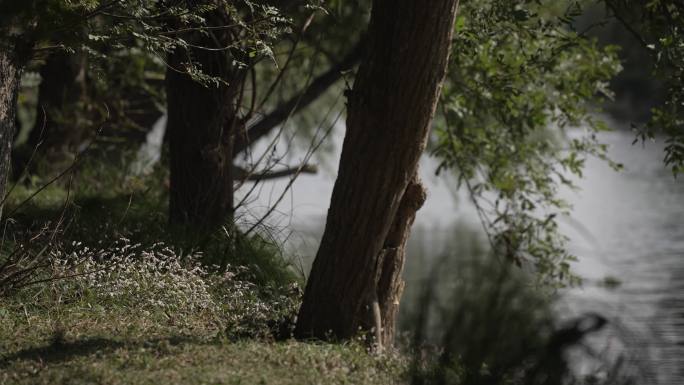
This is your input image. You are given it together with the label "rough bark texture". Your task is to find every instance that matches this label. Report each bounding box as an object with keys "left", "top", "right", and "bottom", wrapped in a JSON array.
[
  {"left": 376, "top": 175, "right": 427, "bottom": 344},
  {"left": 0, "top": 48, "right": 21, "bottom": 212},
  {"left": 295, "top": 0, "right": 459, "bottom": 347},
  {"left": 166, "top": 10, "right": 239, "bottom": 229}
]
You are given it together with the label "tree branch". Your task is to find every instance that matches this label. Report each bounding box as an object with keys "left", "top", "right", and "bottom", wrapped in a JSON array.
[
  {"left": 235, "top": 163, "right": 317, "bottom": 181},
  {"left": 604, "top": 1, "right": 651, "bottom": 51},
  {"left": 233, "top": 40, "right": 363, "bottom": 156}
]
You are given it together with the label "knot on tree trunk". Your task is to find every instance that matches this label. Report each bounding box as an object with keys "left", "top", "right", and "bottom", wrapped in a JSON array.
[{"left": 404, "top": 177, "right": 427, "bottom": 212}]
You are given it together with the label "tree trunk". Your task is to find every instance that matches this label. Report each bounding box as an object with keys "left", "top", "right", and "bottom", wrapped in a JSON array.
[
  {"left": 0, "top": 48, "right": 22, "bottom": 213},
  {"left": 166, "top": 12, "right": 240, "bottom": 230},
  {"left": 11, "top": 51, "right": 88, "bottom": 178},
  {"left": 376, "top": 175, "right": 427, "bottom": 344},
  {"left": 294, "top": 0, "right": 459, "bottom": 348},
  {"left": 27, "top": 52, "right": 87, "bottom": 153}
]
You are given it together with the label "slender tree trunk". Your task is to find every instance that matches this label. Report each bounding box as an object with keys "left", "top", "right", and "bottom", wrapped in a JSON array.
[
  {"left": 11, "top": 51, "right": 88, "bottom": 178},
  {"left": 166, "top": 9, "right": 240, "bottom": 230},
  {"left": 0, "top": 48, "right": 22, "bottom": 212},
  {"left": 27, "top": 52, "right": 86, "bottom": 152},
  {"left": 295, "top": 0, "right": 459, "bottom": 347}
]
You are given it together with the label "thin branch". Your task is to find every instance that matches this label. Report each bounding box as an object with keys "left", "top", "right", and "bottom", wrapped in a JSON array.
[
  {"left": 233, "top": 40, "right": 363, "bottom": 155},
  {"left": 236, "top": 163, "right": 317, "bottom": 181},
  {"left": 83, "top": 0, "right": 124, "bottom": 20},
  {"left": 233, "top": 38, "right": 327, "bottom": 193},
  {"left": 3, "top": 114, "right": 108, "bottom": 219},
  {"left": 256, "top": 11, "right": 317, "bottom": 112},
  {"left": 244, "top": 91, "right": 344, "bottom": 236},
  {"left": 604, "top": 1, "right": 651, "bottom": 50}
]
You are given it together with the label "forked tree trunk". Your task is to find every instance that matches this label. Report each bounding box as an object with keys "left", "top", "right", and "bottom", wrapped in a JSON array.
[
  {"left": 166, "top": 11, "right": 240, "bottom": 230},
  {"left": 295, "top": 0, "right": 459, "bottom": 348},
  {"left": 376, "top": 176, "right": 427, "bottom": 344},
  {"left": 0, "top": 48, "right": 22, "bottom": 213}
]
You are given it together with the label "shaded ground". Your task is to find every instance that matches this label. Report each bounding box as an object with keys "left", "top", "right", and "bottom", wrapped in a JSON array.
[
  {"left": 2, "top": 337, "right": 403, "bottom": 385},
  {"left": 0, "top": 159, "right": 406, "bottom": 385}
]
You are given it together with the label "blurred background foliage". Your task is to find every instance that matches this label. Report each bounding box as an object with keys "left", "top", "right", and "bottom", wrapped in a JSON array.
[{"left": 433, "top": 0, "right": 622, "bottom": 286}]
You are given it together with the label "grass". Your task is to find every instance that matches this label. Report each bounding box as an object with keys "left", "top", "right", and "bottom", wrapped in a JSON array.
[
  {"left": 0, "top": 153, "right": 407, "bottom": 385},
  {"left": 2, "top": 339, "right": 403, "bottom": 385},
  {"left": 0, "top": 224, "right": 405, "bottom": 385},
  {"left": 0, "top": 250, "right": 404, "bottom": 385},
  {"left": 1, "top": 310, "right": 404, "bottom": 385},
  {"left": 0, "top": 149, "right": 635, "bottom": 385},
  {"left": 1, "top": 318, "right": 404, "bottom": 385},
  {"left": 4, "top": 150, "right": 300, "bottom": 288}
]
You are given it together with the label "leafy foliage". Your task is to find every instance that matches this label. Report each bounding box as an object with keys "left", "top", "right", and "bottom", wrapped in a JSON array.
[
  {"left": 4, "top": 0, "right": 299, "bottom": 180},
  {"left": 1, "top": 0, "right": 290, "bottom": 61},
  {"left": 603, "top": 0, "right": 684, "bottom": 175},
  {"left": 433, "top": 0, "right": 622, "bottom": 286}
]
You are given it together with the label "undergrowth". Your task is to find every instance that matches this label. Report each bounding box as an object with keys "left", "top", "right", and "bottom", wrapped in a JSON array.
[
  {"left": 3, "top": 148, "right": 300, "bottom": 288},
  {"left": 0, "top": 152, "right": 411, "bottom": 385},
  {"left": 0, "top": 239, "right": 405, "bottom": 385}
]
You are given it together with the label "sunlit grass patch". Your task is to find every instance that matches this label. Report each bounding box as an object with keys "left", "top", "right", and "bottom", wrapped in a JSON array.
[
  {"left": 0, "top": 240, "right": 299, "bottom": 343},
  {"left": 1, "top": 339, "right": 406, "bottom": 385},
  {"left": 0, "top": 239, "right": 405, "bottom": 385}
]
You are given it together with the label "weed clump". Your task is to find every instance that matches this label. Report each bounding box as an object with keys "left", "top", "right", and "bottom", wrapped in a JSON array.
[
  {"left": 1, "top": 239, "right": 301, "bottom": 343},
  {"left": 0, "top": 240, "right": 405, "bottom": 385}
]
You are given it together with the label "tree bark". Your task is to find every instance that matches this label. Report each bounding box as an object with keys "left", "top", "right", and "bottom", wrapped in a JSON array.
[
  {"left": 376, "top": 176, "right": 426, "bottom": 345},
  {"left": 166, "top": 10, "right": 240, "bottom": 230},
  {"left": 295, "top": 0, "right": 459, "bottom": 348},
  {"left": 0, "top": 48, "right": 22, "bottom": 213}
]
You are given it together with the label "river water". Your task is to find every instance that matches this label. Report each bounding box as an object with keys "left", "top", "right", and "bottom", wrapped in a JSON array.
[
  {"left": 557, "top": 130, "right": 684, "bottom": 384},
  {"left": 238, "top": 124, "right": 684, "bottom": 384}
]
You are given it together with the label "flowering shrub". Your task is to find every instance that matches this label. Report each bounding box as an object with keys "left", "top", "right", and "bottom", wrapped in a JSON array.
[
  {"left": 54, "top": 241, "right": 216, "bottom": 314},
  {"left": 43, "top": 239, "right": 300, "bottom": 338}
]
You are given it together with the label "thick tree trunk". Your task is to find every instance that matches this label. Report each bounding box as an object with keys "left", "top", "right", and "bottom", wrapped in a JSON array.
[
  {"left": 295, "top": 0, "right": 459, "bottom": 348},
  {"left": 0, "top": 48, "right": 22, "bottom": 212},
  {"left": 166, "top": 6, "right": 240, "bottom": 230}
]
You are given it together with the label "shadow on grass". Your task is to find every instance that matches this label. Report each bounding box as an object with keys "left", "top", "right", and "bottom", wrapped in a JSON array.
[
  {"left": 0, "top": 334, "right": 213, "bottom": 368},
  {"left": 0, "top": 337, "right": 125, "bottom": 367}
]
